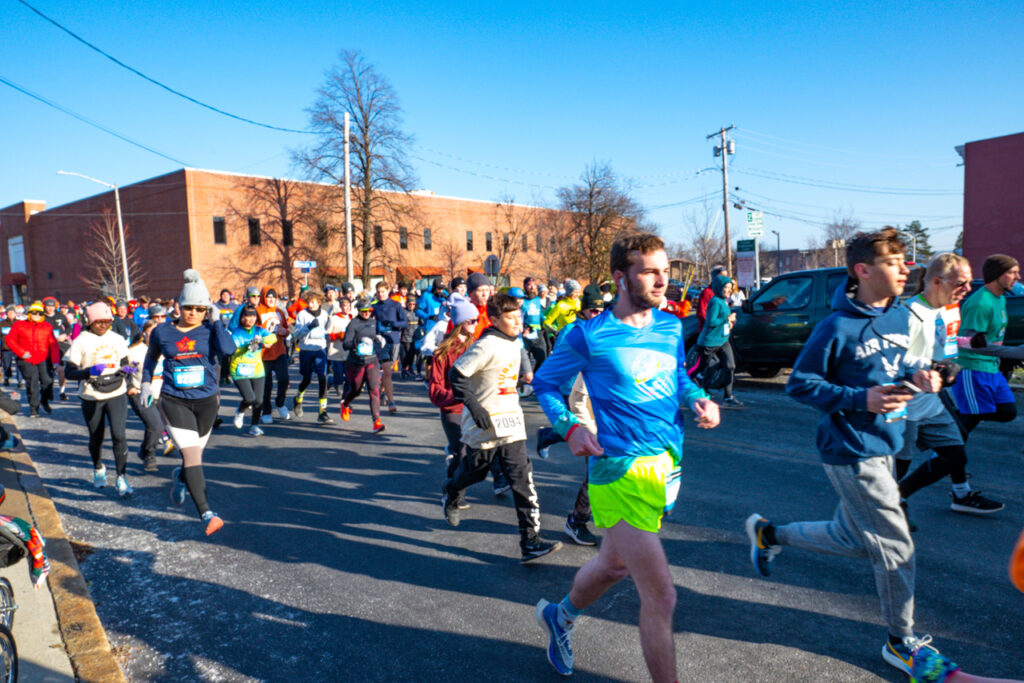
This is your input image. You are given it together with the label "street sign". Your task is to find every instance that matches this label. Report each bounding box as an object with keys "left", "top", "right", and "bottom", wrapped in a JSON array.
[
  {"left": 737, "top": 239, "right": 756, "bottom": 252},
  {"left": 292, "top": 260, "right": 317, "bottom": 269},
  {"left": 746, "top": 210, "right": 764, "bottom": 237}
]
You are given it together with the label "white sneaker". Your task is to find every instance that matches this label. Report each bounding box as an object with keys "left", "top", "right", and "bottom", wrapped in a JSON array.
[
  {"left": 115, "top": 475, "right": 134, "bottom": 497},
  {"left": 276, "top": 405, "right": 291, "bottom": 420},
  {"left": 248, "top": 425, "right": 264, "bottom": 436},
  {"left": 233, "top": 410, "right": 245, "bottom": 430},
  {"left": 260, "top": 413, "right": 273, "bottom": 425}
]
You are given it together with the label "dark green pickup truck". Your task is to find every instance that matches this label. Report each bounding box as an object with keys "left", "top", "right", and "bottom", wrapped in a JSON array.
[{"left": 682, "top": 266, "right": 1024, "bottom": 378}]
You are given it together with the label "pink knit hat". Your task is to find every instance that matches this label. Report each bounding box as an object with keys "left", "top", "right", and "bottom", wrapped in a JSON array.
[{"left": 85, "top": 301, "right": 113, "bottom": 324}]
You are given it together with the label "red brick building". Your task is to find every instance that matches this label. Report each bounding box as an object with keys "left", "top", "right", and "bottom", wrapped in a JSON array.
[
  {"left": 0, "top": 168, "right": 562, "bottom": 304},
  {"left": 962, "top": 131, "right": 1024, "bottom": 272}
]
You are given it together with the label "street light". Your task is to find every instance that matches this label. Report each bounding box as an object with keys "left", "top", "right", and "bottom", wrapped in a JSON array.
[
  {"left": 57, "top": 170, "right": 132, "bottom": 299},
  {"left": 771, "top": 229, "right": 781, "bottom": 276}
]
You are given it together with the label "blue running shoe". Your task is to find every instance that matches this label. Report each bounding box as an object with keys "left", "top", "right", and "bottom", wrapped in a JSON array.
[
  {"left": 170, "top": 467, "right": 188, "bottom": 506},
  {"left": 535, "top": 599, "right": 574, "bottom": 676},
  {"left": 92, "top": 465, "right": 107, "bottom": 488},
  {"left": 745, "top": 513, "right": 781, "bottom": 577},
  {"left": 883, "top": 634, "right": 938, "bottom": 676},
  {"left": 911, "top": 644, "right": 959, "bottom": 682},
  {"left": 115, "top": 475, "right": 134, "bottom": 497}
]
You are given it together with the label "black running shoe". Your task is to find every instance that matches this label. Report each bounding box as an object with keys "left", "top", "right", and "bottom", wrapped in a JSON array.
[
  {"left": 950, "top": 490, "right": 1004, "bottom": 515},
  {"left": 564, "top": 517, "right": 598, "bottom": 546},
  {"left": 318, "top": 411, "right": 334, "bottom": 425},
  {"left": 521, "top": 538, "right": 563, "bottom": 563},
  {"left": 441, "top": 481, "right": 460, "bottom": 527},
  {"left": 143, "top": 455, "right": 158, "bottom": 472}
]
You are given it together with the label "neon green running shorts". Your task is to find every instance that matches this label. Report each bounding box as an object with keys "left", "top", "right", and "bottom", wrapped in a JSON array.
[{"left": 589, "top": 453, "right": 680, "bottom": 533}]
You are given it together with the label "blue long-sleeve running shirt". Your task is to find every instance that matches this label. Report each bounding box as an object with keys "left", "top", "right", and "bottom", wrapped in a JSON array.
[{"left": 533, "top": 309, "right": 707, "bottom": 485}]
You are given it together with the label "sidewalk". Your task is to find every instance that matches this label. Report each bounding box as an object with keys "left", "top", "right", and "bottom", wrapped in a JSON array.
[{"left": 0, "top": 413, "right": 124, "bottom": 682}]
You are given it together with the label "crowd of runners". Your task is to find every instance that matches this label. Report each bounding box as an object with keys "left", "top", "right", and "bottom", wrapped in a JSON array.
[{"left": 3, "top": 231, "right": 1024, "bottom": 682}]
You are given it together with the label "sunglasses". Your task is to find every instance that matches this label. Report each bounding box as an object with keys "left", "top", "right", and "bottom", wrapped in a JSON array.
[
  {"left": 28, "top": 311, "right": 43, "bottom": 316},
  {"left": 181, "top": 305, "right": 207, "bottom": 313},
  {"left": 465, "top": 318, "right": 479, "bottom": 325}
]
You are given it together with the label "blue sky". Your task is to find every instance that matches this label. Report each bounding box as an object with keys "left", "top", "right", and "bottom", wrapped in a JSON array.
[{"left": 3, "top": 0, "right": 1022, "bottom": 253}]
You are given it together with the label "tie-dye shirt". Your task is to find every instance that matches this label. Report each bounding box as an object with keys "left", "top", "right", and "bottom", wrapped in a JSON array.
[{"left": 533, "top": 309, "right": 706, "bottom": 485}]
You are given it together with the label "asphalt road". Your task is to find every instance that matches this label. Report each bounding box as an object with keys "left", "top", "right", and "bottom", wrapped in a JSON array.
[{"left": 18, "top": 370, "right": 1024, "bottom": 682}]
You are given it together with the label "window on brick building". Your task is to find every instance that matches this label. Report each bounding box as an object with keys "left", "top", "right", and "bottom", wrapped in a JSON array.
[
  {"left": 503, "top": 233, "right": 510, "bottom": 250},
  {"left": 466, "top": 231, "right": 474, "bottom": 251},
  {"left": 248, "top": 218, "right": 261, "bottom": 246},
  {"left": 315, "top": 221, "right": 328, "bottom": 247},
  {"left": 399, "top": 227, "right": 408, "bottom": 250},
  {"left": 424, "top": 228, "right": 432, "bottom": 250},
  {"left": 374, "top": 225, "right": 383, "bottom": 249},
  {"left": 282, "top": 220, "right": 293, "bottom": 247},
  {"left": 213, "top": 216, "right": 226, "bottom": 244},
  {"left": 536, "top": 234, "right": 543, "bottom": 251},
  {"left": 486, "top": 232, "right": 493, "bottom": 252},
  {"left": 522, "top": 233, "right": 528, "bottom": 252}
]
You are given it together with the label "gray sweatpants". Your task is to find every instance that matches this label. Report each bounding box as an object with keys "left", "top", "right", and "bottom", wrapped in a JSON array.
[{"left": 775, "top": 454, "right": 915, "bottom": 638}]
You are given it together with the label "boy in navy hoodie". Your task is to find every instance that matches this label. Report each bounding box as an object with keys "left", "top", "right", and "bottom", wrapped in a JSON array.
[{"left": 744, "top": 227, "right": 943, "bottom": 676}]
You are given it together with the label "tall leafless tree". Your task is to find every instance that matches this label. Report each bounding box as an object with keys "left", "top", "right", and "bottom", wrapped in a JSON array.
[
  {"left": 683, "top": 195, "right": 726, "bottom": 282},
  {"left": 438, "top": 235, "right": 464, "bottom": 283},
  {"left": 492, "top": 193, "right": 539, "bottom": 286},
  {"left": 293, "top": 49, "right": 421, "bottom": 287},
  {"left": 555, "top": 161, "right": 646, "bottom": 283},
  {"left": 79, "top": 208, "right": 147, "bottom": 299},
  {"left": 225, "top": 177, "right": 319, "bottom": 299}
]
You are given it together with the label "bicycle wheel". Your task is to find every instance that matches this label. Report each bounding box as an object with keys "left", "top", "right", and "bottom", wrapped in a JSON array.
[
  {"left": 0, "top": 579, "right": 15, "bottom": 630},
  {"left": 0, "top": 623, "right": 17, "bottom": 683}
]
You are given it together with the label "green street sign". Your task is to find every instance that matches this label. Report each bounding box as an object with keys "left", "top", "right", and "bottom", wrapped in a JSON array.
[{"left": 737, "top": 239, "right": 756, "bottom": 252}]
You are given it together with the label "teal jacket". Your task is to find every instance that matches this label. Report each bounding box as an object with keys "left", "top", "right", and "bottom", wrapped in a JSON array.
[{"left": 696, "top": 275, "right": 733, "bottom": 348}]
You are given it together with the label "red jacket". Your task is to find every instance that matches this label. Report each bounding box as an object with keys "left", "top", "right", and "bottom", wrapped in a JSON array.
[
  {"left": 7, "top": 320, "right": 60, "bottom": 365},
  {"left": 428, "top": 344, "right": 467, "bottom": 414},
  {"left": 696, "top": 286, "right": 715, "bottom": 331}
]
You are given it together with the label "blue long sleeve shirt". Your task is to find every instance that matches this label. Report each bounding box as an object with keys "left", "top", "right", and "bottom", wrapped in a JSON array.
[{"left": 143, "top": 320, "right": 236, "bottom": 400}]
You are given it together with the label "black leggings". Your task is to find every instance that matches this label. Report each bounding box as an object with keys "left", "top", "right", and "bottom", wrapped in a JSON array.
[
  {"left": 262, "top": 355, "right": 290, "bottom": 409},
  {"left": 960, "top": 403, "right": 1017, "bottom": 435},
  {"left": 234, "top": 376, "right": 266, "bottom": 425},
  {"left": 899, "top": 444, "right": 969, "bottom": 498},
  {"left": 695, "top": 342, "right": 736, "bottom": 399},
  {"left": 82, "top": 395, "right": 128, "bottom": 475},
  {"left": 17, "top": 360, "right": 52, "bottom": 412},
  {"left": 127, "top": 392, "right": 163, "bottom": 459}
]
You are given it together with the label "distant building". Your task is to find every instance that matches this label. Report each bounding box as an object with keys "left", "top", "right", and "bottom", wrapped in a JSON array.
[
  {"left": 961, "top": 131, "right": 1024, "bottom": 273},
  {"left": 0, "top": 168, "right": 563, "bottom": 303}
]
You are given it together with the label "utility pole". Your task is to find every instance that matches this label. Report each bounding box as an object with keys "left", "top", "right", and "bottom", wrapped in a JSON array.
[
  {"left": 707, "top": 125, "right": 735, "bottom": 272},
  {"left": 344, "top": 112, "right": 354, "bottom": 287},
  {"left": 772, "top": 230, "right": 781, "bottom": 276}
]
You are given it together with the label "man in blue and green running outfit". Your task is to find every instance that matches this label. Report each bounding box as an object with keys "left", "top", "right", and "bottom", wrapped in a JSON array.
[{"left": 532, "top": 232, "right": 720, "bottom": 682}]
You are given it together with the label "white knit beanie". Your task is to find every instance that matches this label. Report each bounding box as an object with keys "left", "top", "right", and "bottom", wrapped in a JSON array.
[{"left": 178, "top": 269, "right": 212, "bottom": 307}]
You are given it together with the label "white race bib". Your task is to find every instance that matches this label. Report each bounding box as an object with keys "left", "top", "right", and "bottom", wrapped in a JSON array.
[
  {"left": 171, "top": 365, "right": 205, "bottom": 388},
  {"left": 490, "top": 410, "right": 526, "bottom": 440},
  {"left": 235, "top": 361, "right": 256, "bottom": 378}
]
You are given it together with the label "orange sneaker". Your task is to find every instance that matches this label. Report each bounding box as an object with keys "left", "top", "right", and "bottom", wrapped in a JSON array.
[
  {"left": 202, "top": 512, "right": 224, "bottom": 536},
  {"left": 341, "top": 405, "right": 352, "bottom": 422},
  {"left": 372, "top": 419, "right": 386, "bottom": 434}
]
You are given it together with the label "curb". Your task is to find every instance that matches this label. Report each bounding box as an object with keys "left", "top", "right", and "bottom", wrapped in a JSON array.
[{"left": 1, "top": 415, "right": 126, "bottom": 682}]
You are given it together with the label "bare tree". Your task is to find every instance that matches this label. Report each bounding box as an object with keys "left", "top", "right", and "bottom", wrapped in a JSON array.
[
  {"left": 438, "top": 235, "right": 464, "bottom": 282},
  {"left": 293, "top": 49, "right": 421, "bottom": 287},
  {"left": 79, "top": 208, "right": 147, "bottom": 299},
  {"left": 683, "top": 195, "right": 726, "bottom": 282},
  {"left": 224, "top": 177, "right": 319, "bottom": 299},
  {"left": 819, "top": 212, "right": 862, "bottom": 269},
  {"left": 555, "top": 161, "right": 645, "bottom": 282},
  {"left": 535, "top": 211, "right": 565, "bottom": 283},
  {"left": 492, "top": 193, "right": 539, "bottom": 284}
]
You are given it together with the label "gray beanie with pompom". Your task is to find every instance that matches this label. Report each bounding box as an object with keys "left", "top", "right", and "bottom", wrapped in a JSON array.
[{"left": 178, "top": 269, "right": 212, "bottom": 307}]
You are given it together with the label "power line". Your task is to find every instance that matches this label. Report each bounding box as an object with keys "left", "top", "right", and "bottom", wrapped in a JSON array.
[
  {"left": 731, "top": 165, "right": 961, "bottom": 196},
  {"left": 733, "top": 138, "right": 956, "bottom": 170},
  {"left": 15, "top": 0, "right": 312, "bottom": 135},
  {"left": 734, "top": 188, "right": 961, "bottom": 219},
  {"left": 0, "top": 75, "right": 189, "bottom": 166},
  {"left": 735, "top": 127, "right": 953, "bottom": 163}
]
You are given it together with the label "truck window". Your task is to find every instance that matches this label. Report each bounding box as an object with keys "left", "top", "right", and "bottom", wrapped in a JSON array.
[
  {"left": 752, "top": 276, "right": 813, "bottom": 311},
  {"left": 826, "top": 272, "right": 847, "bottom": 306}
]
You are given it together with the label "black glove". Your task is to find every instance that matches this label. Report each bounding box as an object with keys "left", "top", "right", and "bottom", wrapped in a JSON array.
[
  {"left": 932, "top": 359, "right": 962, "bottom": 387},
  {"left": 308, "top": 318, "right": 320, "bottom": 329},
  {"left": 970, "top": 332, "right": 988, "bottom": 348}
]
